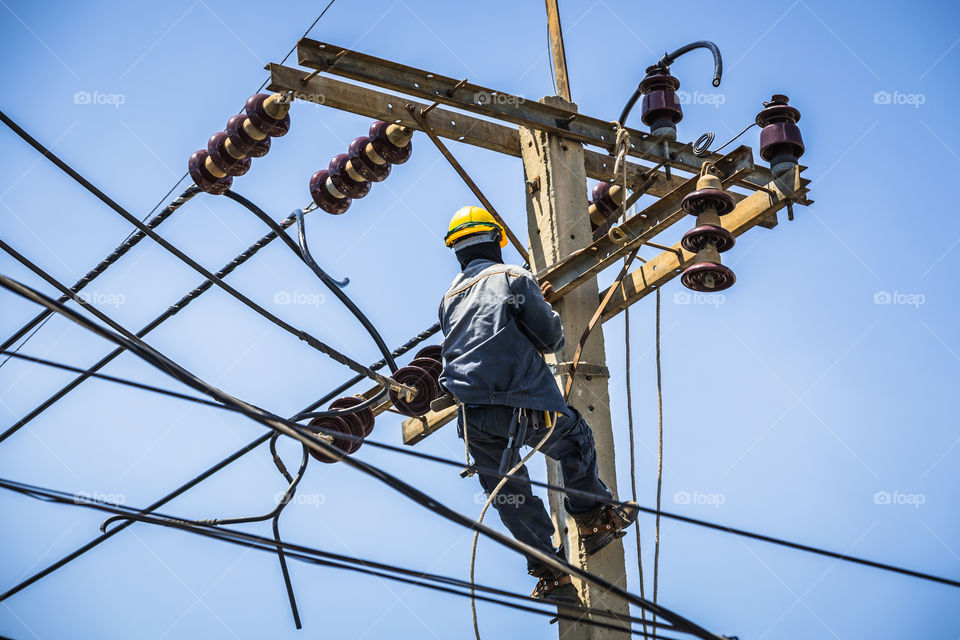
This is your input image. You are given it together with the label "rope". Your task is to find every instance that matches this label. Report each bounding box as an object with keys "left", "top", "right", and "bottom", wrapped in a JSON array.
[
  {"left": 626, "top": 305, "right": 650, "bottom": 639},
  {"left": 614, "top": 125, "right": 631, "bottom": 226},
  {"left": 652, "top": 288, "right": 665, "bottom": 637},
  {"left": 469, "top": 409, "right": 556, "bottom": 640}
]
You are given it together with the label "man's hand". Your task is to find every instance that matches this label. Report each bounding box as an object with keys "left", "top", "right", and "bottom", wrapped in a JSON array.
[{"left": 540, "top": 280, "right": 555, "bottom": 303}]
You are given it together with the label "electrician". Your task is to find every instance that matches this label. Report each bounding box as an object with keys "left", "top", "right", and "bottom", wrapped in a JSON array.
[{"left": 437, "top": 205, "right": 639, "bottom": 603}]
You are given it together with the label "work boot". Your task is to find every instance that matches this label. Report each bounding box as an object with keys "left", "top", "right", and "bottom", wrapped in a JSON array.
[
  {"left": 529, "top": 566, "right": 580, "bottom": 606},
  {"left": 571, "top": 501, "right": 640, "bottom": 555}
]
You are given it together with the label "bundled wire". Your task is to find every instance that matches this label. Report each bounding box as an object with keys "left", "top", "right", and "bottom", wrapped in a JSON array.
[
  {"left": 0, "top": 271, "right": 725, "bottom": 640},
  {"left": 0, "top": 109, "right": 407, "bottom": 408},
  {"left": 0, "top": 477, "right": 691, "bottom": 638}
]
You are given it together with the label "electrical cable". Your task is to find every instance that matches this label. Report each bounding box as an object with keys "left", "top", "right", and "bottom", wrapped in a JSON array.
[
  {"left": 0, "top": 112, "right": 404, "bottom": 394},
  {"left": 5, "top": 340, "right": 956, "bottom": 592},
  {"left": 0, "top": 273, "right": 725, "bottom": 640},
  {"left": 0, "top": 477, "right": 689, "bottom": 638},
  {"left": 0, "top": 181, "right": 199, "bottom": 361},
  {"left": 222, "top": 190, "right": 398, "bottom": 373},
  {"left": 0, "top": 0, "right": 339, "bottom": 366},
  {"left": 9, "top": 332, "right": 952, "bottom": 596},
  {"left": 0, "top": 322, "right": 439, "bottom": 604},
  {"left": 618, "top": 41, "right": 722, "bottom": 128},
  {"left": 652, "top": 288, "right": 664, "bottom": 637},
  {"left": 693, "top": 122, "right": 757, "bottom": 158}
]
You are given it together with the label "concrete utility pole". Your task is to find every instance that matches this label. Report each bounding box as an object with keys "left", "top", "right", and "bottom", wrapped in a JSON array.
[
  {"left": 270, "top": 19, "right": 810, "bottom": 640},
  {"left": 521, "top": 102, "right": 630, "bottom": 638},
  {"left": 531, "top": 7, "right": 630, "bottom": 638}
]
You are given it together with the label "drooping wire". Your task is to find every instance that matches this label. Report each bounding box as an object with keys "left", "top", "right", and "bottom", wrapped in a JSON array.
[
  {"left": 221, "top": 190, "right": 397, "bottom": 373},
  {"left": 0, "top": 0, "right": 336, "bottom": 371},
  {"left": 9, "top": 338, "right": 955, "bottom": 595},
  {"left": 0, "top": 273, "right": 723, "bottom": 640},
  {"left": 0, "top": 111, "right": 400, "bottom": 393},
  {"left": 693, "top": 122, "right": 757, "bottom": 158},
  {"left": 0, "top": 321, "right": 440, "bottom": 604},
  {"left": 652, "top": 287, "right": 665, "bottom": 637},
  {"left": 0, "top": 182, "right": 200, "bottom": 365},
  {"left": 0, "top": 477, "right": 685, "bottom": 638}
]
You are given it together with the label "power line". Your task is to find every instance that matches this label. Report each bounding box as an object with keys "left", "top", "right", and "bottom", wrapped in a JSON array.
[
  {"left": 4, "top": 338, "right": 958, "bottom": 592},
  {"left": 0, "top": 110, "right": 398, "bottom": 407},
  {"left": 0, "top": 477, "right": 689, "bottom": 639},
  {"left": 0, "top": 273, "right": 724, "bottom": 640},
  {"left": 0, "top": 0, "right": 337, "bottom": 368},
  {"left": 0, "top": 321, "right": 439, "bottom": 603}
]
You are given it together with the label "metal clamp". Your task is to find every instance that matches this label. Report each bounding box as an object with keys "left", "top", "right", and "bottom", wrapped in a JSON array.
[{"left": 552, "top": 362, "right": 610, "bottom": 378}]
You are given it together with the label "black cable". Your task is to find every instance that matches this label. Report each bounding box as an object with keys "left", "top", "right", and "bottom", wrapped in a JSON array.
[
  {"left": 0, "top": 110, "right": 395, "bottom": 391},
  {"left": 8, "top": 337, "right": 955, "bottom": 594},
  {"left": 0, "top": 478, "right": 684, "bottom": 638},
  {"left": 0, "top": 0, "right": 337, "bottom": 366},
  {"left": 8, "top": 343, "right": 952, "bottom": 594},
  {"left": 0, "top": 213, "right": 295, "bottom": 443},
  {"left": 0, "top": 273, "right": 723, "bottom": 640},
  {"left": 222, "top": 190, "right": 397, "bottom": 372},
  {"left": 254, "top": 0, "right": 338, "bottom": 93},
  {"left": 0, "top": 184, "right": 199, "bottom": 358},
  {"left": 0, "top": 350, "right": 230, "bottom": 410},
  {"left": 618, "top": 40, "right": 723, "bottom": 126},
  {"left": 0, "top": 321, "right": 439, "bottom": 604}
]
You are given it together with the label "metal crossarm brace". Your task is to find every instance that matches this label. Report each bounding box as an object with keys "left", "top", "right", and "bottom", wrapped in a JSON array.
[
  {"left": 401, "top": 166, "right": 807, "bottom": 444},
  {"left": 267, "top": 62, "right": 810, "bottom": 214},
  {"left": 294, "top": 38, "right": 802, "bottom": 190}
]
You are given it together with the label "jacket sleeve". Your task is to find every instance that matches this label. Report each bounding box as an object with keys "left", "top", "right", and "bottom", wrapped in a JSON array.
[{"left": 510, "top": 273, "right": 565, "bottom": 353}]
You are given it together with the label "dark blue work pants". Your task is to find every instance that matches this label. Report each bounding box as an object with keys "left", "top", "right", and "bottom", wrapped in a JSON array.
[{"left": 457, "top": 404, "right": 611, "bottom": 572}]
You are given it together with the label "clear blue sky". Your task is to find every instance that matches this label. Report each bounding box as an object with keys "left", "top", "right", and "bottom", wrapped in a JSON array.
[{"left": 1, "top": 1, "right": 958, "bottom": 638}]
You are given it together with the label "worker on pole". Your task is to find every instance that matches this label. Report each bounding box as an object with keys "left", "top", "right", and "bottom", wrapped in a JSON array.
[{"left": 437, "top": 205, "right": 639, "bottom": 603}]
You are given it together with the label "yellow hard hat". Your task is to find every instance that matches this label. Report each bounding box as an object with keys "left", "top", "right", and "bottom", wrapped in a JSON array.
[{"left": 444, "top": 206, "right": 508, "bottom": 248}]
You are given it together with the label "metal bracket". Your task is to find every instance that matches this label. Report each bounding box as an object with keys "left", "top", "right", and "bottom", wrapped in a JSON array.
[{"left": 552, "top": 362, "right": 610, "bottom": 378}]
